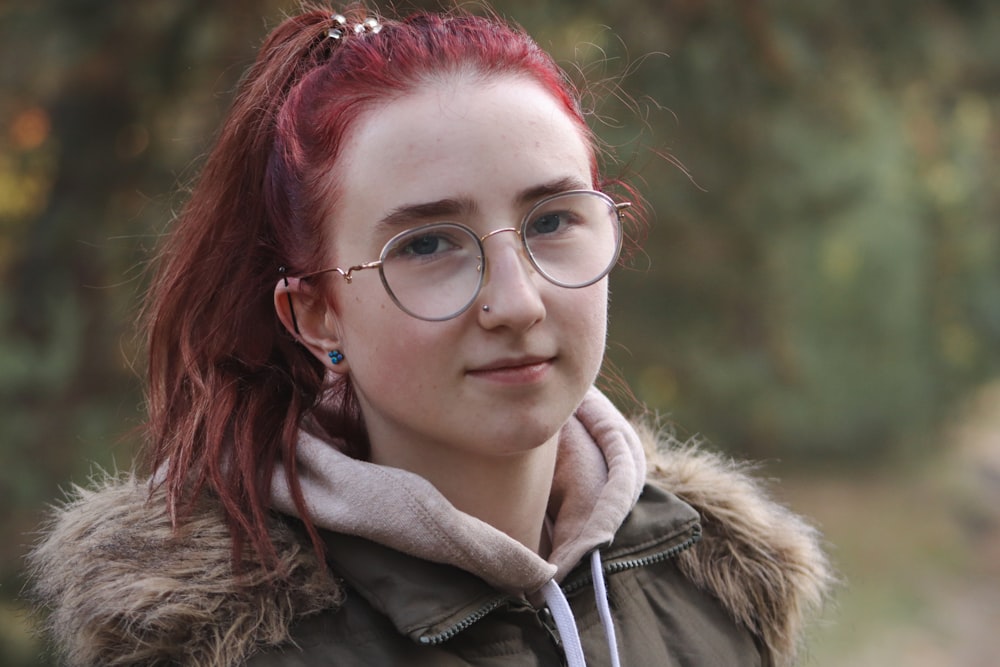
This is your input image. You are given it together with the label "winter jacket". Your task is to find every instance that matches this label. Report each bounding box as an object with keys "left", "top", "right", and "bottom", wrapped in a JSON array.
[{"left": 28, "top": 389, "right": 832, "bottom": 666}]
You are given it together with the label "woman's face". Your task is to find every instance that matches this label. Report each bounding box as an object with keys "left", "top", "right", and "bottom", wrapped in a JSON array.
[{"left": 312, "top": 76, "right": 609, "bottom": 464}]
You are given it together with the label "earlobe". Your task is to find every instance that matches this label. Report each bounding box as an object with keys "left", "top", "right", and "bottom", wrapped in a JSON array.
[{"left": 273, "top": 277, "right": 349, "bottom": 372}]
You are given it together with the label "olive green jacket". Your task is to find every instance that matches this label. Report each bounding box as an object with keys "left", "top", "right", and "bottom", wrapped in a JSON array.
[
  {"left": 250, "top": 484, "right": 763, "bottom": 666},
  {"left": 28, "top": 392, "right": 832, "bottom": 666}
]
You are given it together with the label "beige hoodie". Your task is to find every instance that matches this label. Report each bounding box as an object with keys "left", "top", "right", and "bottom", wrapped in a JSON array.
[{"left": 269, "top": 387, "right": 646, "bottom": 594}]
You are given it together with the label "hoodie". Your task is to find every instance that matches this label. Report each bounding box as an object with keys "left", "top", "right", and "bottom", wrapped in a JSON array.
[{"left": 27, "top": 388, "right": 832, "bottom": 666}]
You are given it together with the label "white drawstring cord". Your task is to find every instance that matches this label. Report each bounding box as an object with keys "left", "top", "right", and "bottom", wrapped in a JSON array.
[
  {"left": 590, "top": 550, "right": 622, "bottom": 667},
  {"left": 539, "top": 552, "right": 622, "bottom": 667},
  {"left": 540, "top": 579, "right": 587, "bottom": 667}
]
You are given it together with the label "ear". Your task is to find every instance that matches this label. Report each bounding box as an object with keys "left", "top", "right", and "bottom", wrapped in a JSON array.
[{"left": 274, "top": 277, "right": 349, "bottom": 374}]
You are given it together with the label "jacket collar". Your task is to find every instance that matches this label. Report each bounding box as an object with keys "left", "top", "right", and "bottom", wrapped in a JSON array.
[
  {"left": 322, "top": 483, "right": 700, "bottom": 644},
  {"left": 270, "top": 387, "right": 648, "bottom": 595}
]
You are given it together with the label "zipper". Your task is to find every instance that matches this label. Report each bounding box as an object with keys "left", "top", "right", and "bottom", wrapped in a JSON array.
[
  {"left": 417, "top": 524, "right": 702, "bottom": 646},
  {"left": 417, "top": 595, "right": 512, "bottom": 645},
  {"left": 563, "top": 523, "right": 702, "bottom": 596}
]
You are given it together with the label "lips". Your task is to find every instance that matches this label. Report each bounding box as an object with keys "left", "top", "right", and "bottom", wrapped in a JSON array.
[
  {"left": 469, "top": 355, "right": 553, "bottom": 372},
  {"left": 466, "top": 355, "right": 555, "bottom": 384}
]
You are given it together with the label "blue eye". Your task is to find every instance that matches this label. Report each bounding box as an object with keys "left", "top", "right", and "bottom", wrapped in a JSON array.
[
  {"left": 530, "top": 213, "right": 563, "bottom": 235},
  {"left": 387, "top": 224, "right": 474, "bottom": 261},
  {"left": 526, "top": 210, "right": 582, "bottom": 239},
  {"left": 402, "top": 234, "right": 448, "bottom": 256}
]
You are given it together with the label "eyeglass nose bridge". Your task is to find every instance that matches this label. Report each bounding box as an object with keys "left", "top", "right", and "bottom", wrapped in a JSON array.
[
  {"left": 479, "top": 226, "right": 520, "bottom": 243},
  {"left": 475, "top": 226, "right": 534, "bottom": 285}
]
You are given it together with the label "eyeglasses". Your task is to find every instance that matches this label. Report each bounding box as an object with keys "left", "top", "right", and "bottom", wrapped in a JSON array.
[{"left": 293, "top": 190, "right": 630, "bottom": 322}]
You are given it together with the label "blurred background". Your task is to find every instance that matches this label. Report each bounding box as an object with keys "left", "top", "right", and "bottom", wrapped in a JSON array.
[{"left": 2, "top": 0, "right": 998, "bottom": 664}]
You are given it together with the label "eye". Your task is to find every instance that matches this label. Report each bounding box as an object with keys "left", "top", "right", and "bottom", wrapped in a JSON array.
[
  {"left": 400, "top": 233, "right": 453, "bottom": 256},
  {"left": 529, "top": 212, "right": 563, "bottom": 235},
  {"left": 526, "top": 209, "right": 581, "bottom": 239},
  {"left": 385, "top": 224, "right": 476, "bottom": 261}
]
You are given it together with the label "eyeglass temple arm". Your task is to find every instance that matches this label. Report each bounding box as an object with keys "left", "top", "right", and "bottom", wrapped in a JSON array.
[
  {"left": 333, "top": 261, "right": 381, "bottom": 284},
  {"left": 299, "top": 260, "right": 382, "bottom": 284},
  {"left": 614, "top": 202, "right": 632, "bottom": 217},
  {"left": 279, "top": 260, "right": 382, "bottom": 336},
  {"left": 279, "top": 266, "right": 301, "bottom": 335}
]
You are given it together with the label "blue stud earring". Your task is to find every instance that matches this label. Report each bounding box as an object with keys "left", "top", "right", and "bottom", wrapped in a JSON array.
[{"left": 328, "top": 350, "right": 344, "bottom": 365}]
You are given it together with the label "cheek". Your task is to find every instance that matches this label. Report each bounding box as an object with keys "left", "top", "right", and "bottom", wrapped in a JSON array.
[
  {"left": 345, "top": 330, "right": 428, "bottom": 404},
  {"left": 553, "top": 282, "right": 610, "bottom": 368},
  {"left": 339, "top": 297, "right": 451, "bottom": 385},
  {"left": 573, "top": 282, "right": 610, "bottom": 337}
]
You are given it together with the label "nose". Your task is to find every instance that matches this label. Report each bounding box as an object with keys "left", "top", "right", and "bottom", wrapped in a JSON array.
[{"left": 476, "top": 229, "right": 546, "bottom": 331}]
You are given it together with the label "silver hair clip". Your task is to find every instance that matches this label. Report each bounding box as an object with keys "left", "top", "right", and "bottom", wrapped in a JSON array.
[
  {"left": 326, "top": 15, "right": 382, "bottom": 40},
  {"left": 354, "top": 17, "right": 382, "bottom": 35},
  {"left": 327, "top": 14, "right": 348, "bottom": 40}
]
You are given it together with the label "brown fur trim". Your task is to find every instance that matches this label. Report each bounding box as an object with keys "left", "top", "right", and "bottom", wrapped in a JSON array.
[
  {"left": 26, "top": 473, "right": 342, "bottom": 667},
  {"left": 26, "top": 437, "right": 832, "bottom": 666},
  {"left": 639, "top": 424, "right": 835, "bottom": 667}
]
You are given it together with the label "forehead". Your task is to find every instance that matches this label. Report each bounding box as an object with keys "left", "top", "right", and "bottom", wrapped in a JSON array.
[{"left": 329, "top": 75, "right": 594, "bottom": 243}]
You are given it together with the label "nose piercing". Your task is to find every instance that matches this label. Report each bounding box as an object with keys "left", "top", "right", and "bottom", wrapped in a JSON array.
[{"left": 482, "top": 304, "right": 491, "bottom": 312}]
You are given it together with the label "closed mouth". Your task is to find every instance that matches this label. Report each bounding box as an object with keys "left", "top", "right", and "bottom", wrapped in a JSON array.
[{"left": 468, "top": 356, "right": 554, "bottom": 373}]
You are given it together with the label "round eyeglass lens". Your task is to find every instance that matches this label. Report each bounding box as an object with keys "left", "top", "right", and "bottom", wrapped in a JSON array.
[
  {"left": 522, "top": 191, "right": 622, "bottom": 288},
  {"left": 379, "top": 222, "right": 484, "bottom": 320}
]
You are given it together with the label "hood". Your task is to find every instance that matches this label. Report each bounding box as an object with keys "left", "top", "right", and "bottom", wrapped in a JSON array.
[
  {"left": 26, "top": 398, "right": 832, "bottom": 667},
  {"left": 642, "top": 426, "right": 834, "bottom": 665},
  {"left": 25, "top": 472, "right": 341, "bottom": 667},
  {"left": 269, "top": 386, "right": 646, "bottom": 593}
]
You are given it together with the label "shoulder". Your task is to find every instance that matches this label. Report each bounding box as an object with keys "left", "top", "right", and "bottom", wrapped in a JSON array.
[
  {"left": 26, "top": 472, "right": 342, "bottom": 667},
  {"left": 635, "top": 423, "right": 835, "bottom": 667}
]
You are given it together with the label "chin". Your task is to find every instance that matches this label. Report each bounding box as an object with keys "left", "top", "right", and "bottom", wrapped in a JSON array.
[{"left": 488, "top": 409, "right": 571, "bottom": 453}]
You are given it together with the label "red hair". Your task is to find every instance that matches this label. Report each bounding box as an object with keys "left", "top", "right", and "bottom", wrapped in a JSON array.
[{"left": 144, "top": 3, "right": 638, "bottom": 568}]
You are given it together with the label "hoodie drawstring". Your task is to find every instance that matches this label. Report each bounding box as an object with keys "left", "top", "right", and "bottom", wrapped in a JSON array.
[
  {"left": 540, "top": 578, "right": 587, "bottom": 667},
  {"left": 539, "top": 550, "right": 622, "bottom": 667},
  {"left": 590, "top": 549, "right": 622, "bottom": 667}
]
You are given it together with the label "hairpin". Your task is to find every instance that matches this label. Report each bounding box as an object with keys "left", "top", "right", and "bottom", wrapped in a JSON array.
[
  {"left": 327, "top": 14, "right": 348, "bottom": 40},
  {"left": 355, "top": 17, "right": 382, "bottom": 34},
  {"left": 327, "top": 14, "right": 382, "bottom": 40}
]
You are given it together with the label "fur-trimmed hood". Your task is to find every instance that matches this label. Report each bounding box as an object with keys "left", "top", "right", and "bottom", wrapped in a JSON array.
[
  {"left": 641, "top": 426, "right": 833, "bottom": 664},
  {"left": 27, "top": 425, "right": 832, "bottom": 666}
]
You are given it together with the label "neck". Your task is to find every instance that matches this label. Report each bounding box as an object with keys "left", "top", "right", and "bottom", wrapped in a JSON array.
[{"left": 370, "top": 437, "right": 559, "bottom": 554}]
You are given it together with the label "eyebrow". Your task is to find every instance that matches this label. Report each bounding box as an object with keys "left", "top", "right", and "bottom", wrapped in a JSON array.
[
  {"left": 515, "top": 176, "right": 591, "bottom": 205},
  {"left": 375, "top": 176, "right": 591, "bottom": 231}
]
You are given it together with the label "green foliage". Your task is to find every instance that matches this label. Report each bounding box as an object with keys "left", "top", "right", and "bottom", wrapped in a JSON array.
[{"left": 591, "top": 0, "right": 1000, "bottom": 459}]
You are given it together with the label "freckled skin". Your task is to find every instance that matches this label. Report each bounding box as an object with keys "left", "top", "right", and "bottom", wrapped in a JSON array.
[{"left": 315, "top": 76, "right": 608, "bottom": 471}]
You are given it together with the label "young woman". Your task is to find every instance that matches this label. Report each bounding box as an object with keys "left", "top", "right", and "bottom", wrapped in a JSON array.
[{"left": 29, "top": 5, "right": 832, "bottom": 666}]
